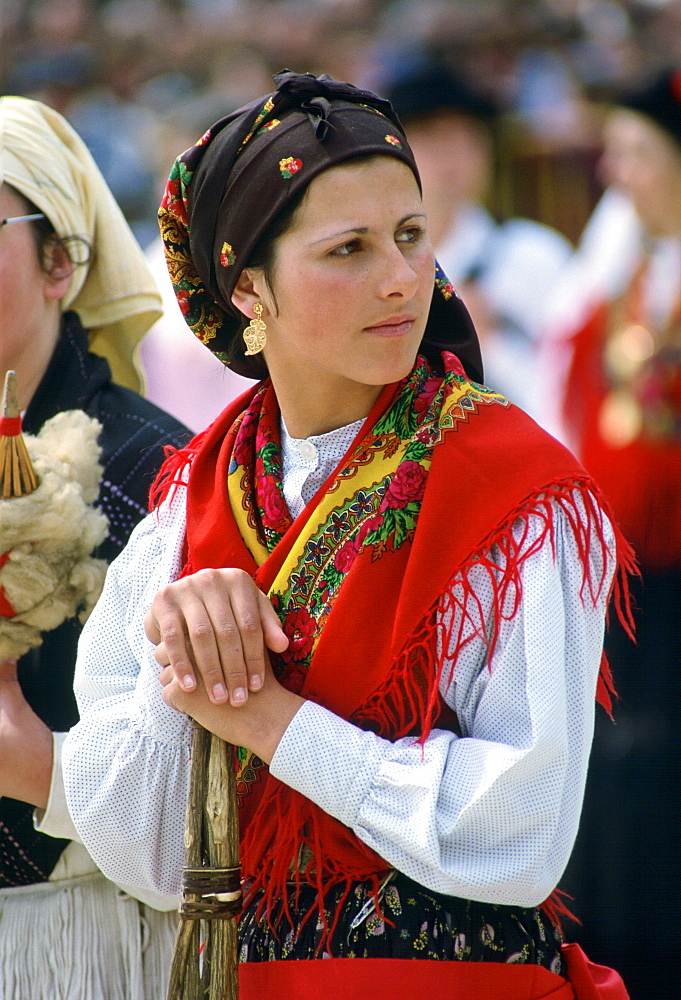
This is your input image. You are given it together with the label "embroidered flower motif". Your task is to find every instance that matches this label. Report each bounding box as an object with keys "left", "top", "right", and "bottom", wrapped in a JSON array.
[
  {"left": 333, "top": 537, "right": 360, "bottom": 574},
  {"left": 176, "top": 288, "right": 191, "bottom": 316},
  {"left": 232, "top": 407, "right": 259, "bottom": 466},
  {"left": 161, "top": 170, "right": 189, "bottom": 227},
  {"left": 381, "top": 460, "right": 428, "bottom": 509},
  {"left": 435, "top": 275, "right": 455, "bottom": 300},
  {"left": 219, "top": 242, "right": 236, "bottom": 267},
  {"left": 384, "top": 134, "right": 402, "bottom": 147},
  {"left": 282, "top": 606, "right": 316, "bottom": 665},
  {"left": 279, "top": 156, "right": 303, "bottom": 179},
  {"left": 257, "top": 474, "right": 289, "bottom": 528},
  {"left": 257, "top": 118, "right": 281, "bottom": 134},
  {"left": 413, "top": 375, "right": 443, "bottom": 417}
]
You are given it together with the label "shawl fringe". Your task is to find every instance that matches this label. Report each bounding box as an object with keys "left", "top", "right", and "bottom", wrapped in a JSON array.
[
  {"left": 148, "top": 437, "right": 204, "bottom": 513},
  {"left": 241, "top": 476, "right": 636, "bottom": 944}
]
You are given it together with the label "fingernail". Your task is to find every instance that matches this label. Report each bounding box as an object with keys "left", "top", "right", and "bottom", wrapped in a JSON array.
[
  {"left": 181, "top": 675, "right": 196, "bottom": 691},
  {"left": 250, "top": 674, "right": 263, "bottom": 691},
  {"left": 212, "top": 683, "right": 227, "bottom": 702},
  {"left": 232, "top": 687, "right": 246, "bottom": 704}
]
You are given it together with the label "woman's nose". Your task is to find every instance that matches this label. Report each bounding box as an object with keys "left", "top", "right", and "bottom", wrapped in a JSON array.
[{"left": 376, "top": 243, "right": 420, "bottom": 299}]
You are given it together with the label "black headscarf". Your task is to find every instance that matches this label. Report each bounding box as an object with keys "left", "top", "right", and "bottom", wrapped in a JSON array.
[{"left": 159, "top": 70, "right": 483, "bottom": 382}]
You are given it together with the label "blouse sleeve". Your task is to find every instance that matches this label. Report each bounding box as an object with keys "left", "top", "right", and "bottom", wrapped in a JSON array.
[
  {"left": 270, "top": 492, "right": 615, "bottom": 907},
  {"left": 64, "top": 489, "right": 614, "bottom": 910},
  {"left": 62, "top": 493, "right": 193, "bottom": 907}
]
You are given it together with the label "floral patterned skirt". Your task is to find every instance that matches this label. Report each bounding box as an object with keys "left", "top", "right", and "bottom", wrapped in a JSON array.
[{"left": 238, "top": 870, "right": 564, "bottom": 973}]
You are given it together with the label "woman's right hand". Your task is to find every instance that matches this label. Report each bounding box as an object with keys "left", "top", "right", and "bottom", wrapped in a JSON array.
[{"left": 144, "top": 568, "right": 289, "bottom": 707}]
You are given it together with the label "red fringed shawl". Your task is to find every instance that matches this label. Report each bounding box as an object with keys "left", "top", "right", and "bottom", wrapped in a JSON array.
[{"left": 151, "top": 352, "right": 635, "bottom": 937}]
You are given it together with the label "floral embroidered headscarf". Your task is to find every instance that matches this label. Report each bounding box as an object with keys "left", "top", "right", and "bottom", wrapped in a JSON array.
[{"left": 159, "top": 70, "right": 483, "bottom": 381}]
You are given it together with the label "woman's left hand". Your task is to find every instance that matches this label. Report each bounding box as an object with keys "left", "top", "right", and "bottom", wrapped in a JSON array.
[
  {"left": 158, "top": 646, "right": 304, "bottom": 764},
  {"left": 0, "top": 658, "right": 53, "bottom": 808}
]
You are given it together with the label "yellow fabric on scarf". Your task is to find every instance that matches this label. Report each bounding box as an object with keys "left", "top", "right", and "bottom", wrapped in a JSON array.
[{"left": 0, "top": 95, "right": 162, "bottom": 393}]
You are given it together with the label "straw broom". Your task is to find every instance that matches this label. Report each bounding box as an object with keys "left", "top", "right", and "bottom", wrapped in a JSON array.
[
  {"left": 0, "top": 371, "right": 39, "bottom": 499},
  {"left": 166, "top": 724, "right": 241, "bottom": 1000},
  {"left": 0, "top": 371, "right": 108, "bottom": 663}
]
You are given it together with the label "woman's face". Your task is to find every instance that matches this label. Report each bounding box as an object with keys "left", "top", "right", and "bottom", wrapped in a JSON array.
[
  {"left": 0, "top": 184, "right": 66, "bottom": 407},
  {"left": 599, "top": 109, "right": 681, "bottom": 237},
  {"left": 239, "top": 156, "right": 435, "bottom": 434}
]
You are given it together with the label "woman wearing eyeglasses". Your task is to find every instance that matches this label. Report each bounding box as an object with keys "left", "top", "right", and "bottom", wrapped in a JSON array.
[
  {"left": 63, "top": 73, "right": 634, "bottom": 998},
  {"left": 0, "top": 96, "right": 190, "bottom": 999}
]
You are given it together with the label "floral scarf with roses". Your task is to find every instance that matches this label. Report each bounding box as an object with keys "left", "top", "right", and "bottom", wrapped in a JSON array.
[{"left": 151, "top": 350, "right": 635, "bottom": 939}]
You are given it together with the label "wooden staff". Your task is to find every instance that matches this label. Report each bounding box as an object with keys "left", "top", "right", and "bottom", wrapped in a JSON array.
[{"left": 166, "top": 724, "right": 241, "bottom": 999}]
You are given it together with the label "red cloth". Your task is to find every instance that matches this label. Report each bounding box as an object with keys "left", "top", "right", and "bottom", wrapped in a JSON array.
[
  {"left": 562, "top": 944, "right": 631, "bottom": 1000},
  {"left": 239, "top": 957, "right": 576, "bottom": 999},
  {"left": 237, "top": 950, "right": 631, "bottom": 999}
]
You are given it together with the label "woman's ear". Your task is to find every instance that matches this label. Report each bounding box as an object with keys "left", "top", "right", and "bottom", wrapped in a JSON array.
[
  {"left": 42, "top": 239, "right": 74, "bottom": 301},
  {"left": 231, "top": 268, "right": 266, "bottom": 318}
]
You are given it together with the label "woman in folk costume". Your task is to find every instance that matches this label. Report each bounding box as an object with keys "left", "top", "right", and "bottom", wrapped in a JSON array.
[
  {"left": 540, "top": 69, "right": 681, "bottom": 999},
  {"left": 63, "top": 73, "right": 634, "bottom": 999},
  {"left": 0, "top": 97, "right": 190, "bottom": 999}
]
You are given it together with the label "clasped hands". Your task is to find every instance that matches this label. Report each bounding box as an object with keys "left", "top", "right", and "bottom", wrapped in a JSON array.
[{"left": 146, "top": 568, "right": 305, "bottom": 764}]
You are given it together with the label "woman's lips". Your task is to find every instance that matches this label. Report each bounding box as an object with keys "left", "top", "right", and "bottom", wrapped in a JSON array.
[{"left": 364, "top": 315, "right": 416, "bottom": 337}]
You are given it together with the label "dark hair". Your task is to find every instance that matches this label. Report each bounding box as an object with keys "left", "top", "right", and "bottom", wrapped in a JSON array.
[
  {"left": 245, "top": 185, "right": 307, "bottom": 292},
  {"left": 220, "top": 189, "right": 306, "bottom": 373}
]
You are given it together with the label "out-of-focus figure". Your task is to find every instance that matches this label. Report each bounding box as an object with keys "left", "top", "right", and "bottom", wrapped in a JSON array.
[
  {"left": 0, "top": 94, "right": 189, "bottom": 1000},
  {"left": 383, "top": 58, "right": 573, "bottom": 420},
  {"left": 542, "top": 68, "right": 681, "bottom": 1000}
]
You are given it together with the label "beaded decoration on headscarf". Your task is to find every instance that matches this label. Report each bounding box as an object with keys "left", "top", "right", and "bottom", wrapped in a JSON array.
[{"left": 159, "top": 70, "right": 483, "bottom": 383}]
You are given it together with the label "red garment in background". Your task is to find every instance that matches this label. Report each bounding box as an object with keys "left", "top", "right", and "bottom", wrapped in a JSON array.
[{"left": 564, "top": 301, "right": 681, "bottom": 572}]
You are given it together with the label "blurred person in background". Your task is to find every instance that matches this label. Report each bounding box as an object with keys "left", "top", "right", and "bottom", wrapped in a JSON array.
[
  {"left": 0, "top": 96, "right": 189, "bottom": 1000},
  {"left": 540, "top": 68, "right": 681, "bottom": 1000},
  {"left": 382, "top": 58, "right": 573, "bottom": 421}
]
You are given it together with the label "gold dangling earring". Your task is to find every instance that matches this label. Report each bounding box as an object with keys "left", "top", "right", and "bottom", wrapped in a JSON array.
[{"left": 243, "top": 302, "right": 267, "bottom": 356}]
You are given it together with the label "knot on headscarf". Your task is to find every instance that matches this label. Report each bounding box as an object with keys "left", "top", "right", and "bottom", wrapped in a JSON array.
[{"left": 271, "top": 70, "right": 401, "bottom": 140}]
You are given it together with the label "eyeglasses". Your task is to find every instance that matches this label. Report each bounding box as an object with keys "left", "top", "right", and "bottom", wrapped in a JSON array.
[{"left": 0, "top": 213, "right": 46, "bottom": 228}]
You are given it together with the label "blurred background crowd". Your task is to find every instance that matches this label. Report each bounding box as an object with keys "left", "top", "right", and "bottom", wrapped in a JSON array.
[
  {"left": 1, "top": 0, "right": 679, "bottom": 250},
  {"left": 2, "top": 2, "right": 680, "bottom": 998},
  {"left": 3, "top": 0, "right": 681, "bottom": 426}
]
